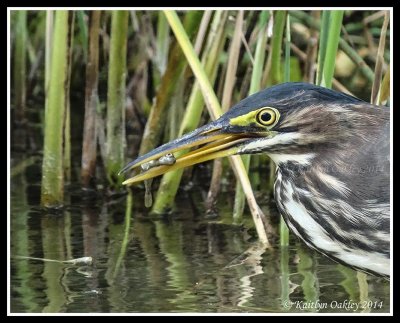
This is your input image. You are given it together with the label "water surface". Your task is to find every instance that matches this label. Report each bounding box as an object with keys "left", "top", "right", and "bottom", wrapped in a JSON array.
[{"left": 10, "top": 157, "right": 390, "bottom": 314}]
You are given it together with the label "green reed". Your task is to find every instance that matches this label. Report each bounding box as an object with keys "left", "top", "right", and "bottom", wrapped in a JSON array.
[
  {"left": 12, "top": 10, "right": 27, "bottom": 122},
  {"left": 41, "top": 11, "right": 73, "bottom": 207},
  {"left": 105, "top": 10, "right": 129, "bottom": 187}
]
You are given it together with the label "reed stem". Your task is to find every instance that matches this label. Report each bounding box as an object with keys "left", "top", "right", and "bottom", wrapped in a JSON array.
[
  {"left": 105, "top": 11, "right": 129, "bottom": 187},
  {"left": 41, "top": 11, "right": 72, "bottom": 207},
  {"left": 206, "top": 11, "right": 244, "bottom": 214},
  {"left": 163, "top": 10, "right": 270, "bottom": 245},
  {"left": 138, "top": 11, "right": 203, "bottom": 157},
  {"left": 233, "top": 11, "right": 269, "bottom": 222},
  {"left": 280, "top": 14, "right": 291, "bottom": 247},
  {"left": 319, "top": 11, "right": 344, "bottom": 88},
  {"left": 152, "top": 11, "right": 228, "bottom": 213},
  {"left": 13, "top": 10, "right": 27, "bottom": 122},
  {"left": 81, "top": 11, "right": 101, "bottom": 188},
  {"left": 371, "top": 11, "right": 389, "bottom": 105}
]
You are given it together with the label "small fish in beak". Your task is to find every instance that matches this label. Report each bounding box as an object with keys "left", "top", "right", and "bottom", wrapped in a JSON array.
[{"left": 140, "top": 153, "right": 176, "bottom": 207}]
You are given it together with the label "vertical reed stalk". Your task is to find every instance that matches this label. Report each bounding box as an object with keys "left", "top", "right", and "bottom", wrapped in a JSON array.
[
  {"left": 280, "top": 14, "right": 291, "bottom": 247},
  {"left": 156, "top": 11, "right": 170, "bottom": 75},
  {"left": 41, "top": 11, "right": 72, "bottom": 207},
  {"left": 284, "top": 15, "right": 291, "bottom": 83},
  {"left": 303, "top": 11, "right": 320, "bottom": 83},
  {"left": 81, "top": 11, "right": 101, "bottom": 188},
  {"left": 63, "top": 12, "right": 75, "bottom": 183},
  {"left": 222, "top": 11, "right": 244, "bottom": 111},
  {"left": 105, "top": 10, "right": 129, "bottom": 186},
  {"left": 76, "top": 11, "right": 88, "bottom": 63},
  {"left": 138, "top": 11, "right": 203, "bottom": 156},
  {"left": 163, "top": 10, "right": 270, "bottom": 245},
  {"left": 13, "top": 10, "right": 27, "bottom": 122},
  {"left": 205, "top": 11, "right": 244, "bottom": 213},
  {"left": 371, "top": 11, "right": 389, "bottom": 105},
  {"left": 378, "top": 67, "right": 390, "bottom": 105},
  {"left": 318, "top": 10, "right": 344, "bottom": 88},
  {"left": 316, "top": 11, "right": 330, "bottom": 86},
  {"left": 267, "top": 11, "right": 286, "bottom": 194},
  {"left": 233, "top": 11, "right": 269, "bottom": 222},
  {"left": 44, "top": 11, "right": 53, "bottom": 121},
  {"left": 269, "top": 11, "right": 286, "bottom": 85},
  {"left": 63, "top": 98, "right": 71, "bottom": 183},
  {"left": 152, "top": 11, "right": 228, "bottom": 213}
]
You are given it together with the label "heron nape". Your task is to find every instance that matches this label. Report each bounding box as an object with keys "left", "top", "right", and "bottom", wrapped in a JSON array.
[{"left": 120, "top": 82, "right": 390, "bottom": 278}]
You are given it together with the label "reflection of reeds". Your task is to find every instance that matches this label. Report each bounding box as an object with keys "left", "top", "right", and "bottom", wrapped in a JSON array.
[
  {"left": 280, "top": 245, "right": 290, "bottom": 311},
  {"left": 41, "top": 216, "right": 68, "bottom": 312},
  {"left": 338, "top": 264, "right": 359, "bottom": 301},
  {"left": 112, "top": 190, "right": 133, "bottom": 280},
  {"left": 155, "top": 220, "right": 200, "bottom": 310},
  {"left": 297, "top": 245, "right": 319, "bottom": 312},
  {"left": 10, "top": 174, "right": 38, "bottom": 312}
]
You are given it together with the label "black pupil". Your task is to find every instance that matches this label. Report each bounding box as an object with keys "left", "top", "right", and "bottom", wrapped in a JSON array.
[{"left": 261, "top": 112, "right": 272, "bottom": 122}]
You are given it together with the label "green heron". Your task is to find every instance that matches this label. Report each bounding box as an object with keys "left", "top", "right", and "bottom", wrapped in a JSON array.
[{"left": 120, "top": 82, "right": 390, "bottom": 278}]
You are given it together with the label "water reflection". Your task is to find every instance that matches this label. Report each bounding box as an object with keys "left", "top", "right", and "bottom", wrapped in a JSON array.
[{"left": 10, "top": 169, "right": 390, "bottom": 313}]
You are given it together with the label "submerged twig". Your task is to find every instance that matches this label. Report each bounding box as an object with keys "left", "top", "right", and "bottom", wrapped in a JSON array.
[{"left": 14, "top": 255, "right": 93, "bottom": 265}]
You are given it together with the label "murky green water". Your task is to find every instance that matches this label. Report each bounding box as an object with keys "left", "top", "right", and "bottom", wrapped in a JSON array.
[{"left": 10, "top": 156, "right": 390, "bottom": 314}]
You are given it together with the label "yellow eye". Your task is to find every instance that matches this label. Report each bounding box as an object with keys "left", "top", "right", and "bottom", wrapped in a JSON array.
[{"left": 256, "top": 108, "right": 278, "bottom": 127}]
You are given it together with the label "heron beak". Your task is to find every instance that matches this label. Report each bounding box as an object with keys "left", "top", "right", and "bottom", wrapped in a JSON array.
[{"left": 120, "top": 120, "right": 260, "bottom": 185}]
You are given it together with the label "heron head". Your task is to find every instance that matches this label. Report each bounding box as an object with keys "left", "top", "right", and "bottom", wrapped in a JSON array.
[{"left": 120, "top": 82, "right": 384, "bottom": 185}]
